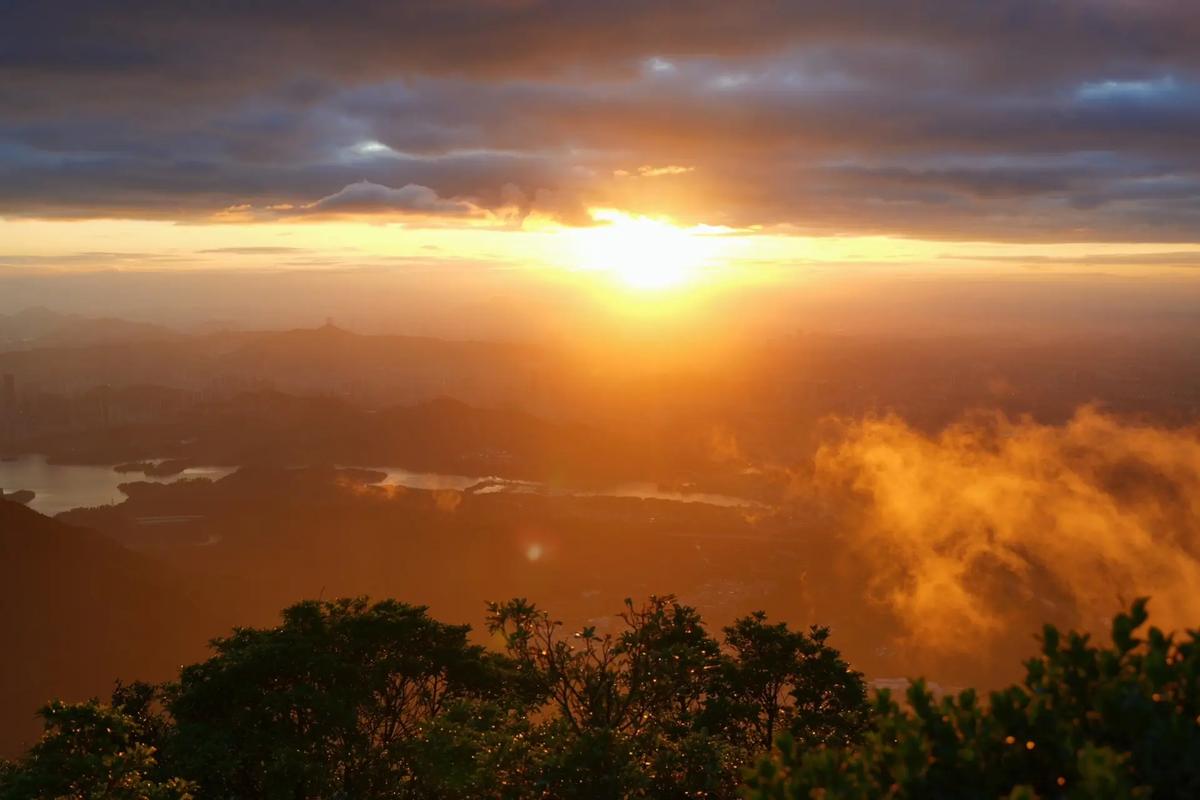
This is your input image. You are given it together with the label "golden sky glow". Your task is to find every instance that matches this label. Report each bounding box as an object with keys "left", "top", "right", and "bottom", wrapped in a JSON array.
[
  {"left": 3, "top": 3, "right": 1198, "bottom": 288},
  {"left": 5, "top": 215, "right": 1200, "bottom": 294}
]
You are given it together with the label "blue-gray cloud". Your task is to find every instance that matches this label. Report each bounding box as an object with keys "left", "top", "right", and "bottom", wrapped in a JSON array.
[
  {"left": 1, "top": 1, "right": 1198, "bottom": 241},
  {"left": 302, "top": 181, "right": 475, "bottom": 216}
]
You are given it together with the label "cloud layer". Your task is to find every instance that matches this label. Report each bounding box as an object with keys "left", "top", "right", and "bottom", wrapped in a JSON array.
[
  {"left": 1, "top": 1, "right": 1199, "bottom": 239},
  {"left": 815, "top": 407, "right": 1200, "bottom": 666}
]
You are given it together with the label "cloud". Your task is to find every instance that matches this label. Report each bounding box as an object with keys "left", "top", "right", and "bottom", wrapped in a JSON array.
[
  {"left": 615, "top": 165, "right": 695, "bottom": 178},
  {"left": 205, "top": 181, "right": 491, "bottom": 223},
  {"left": 813, "top": 407, "right": 1200, "bottom": 663},
  {"left": 960, "top": 251, "right": 1200, "bottom": 268},
  {"left": 196, "top": 246, "right": 306, "bottom": 255},
  {"left": 495, "top": 182, "right": 592, "bottom": 226},
  {"left": 4, "top": 1, "right": 1198, "bottom": 91},
  {"left": 0, "top": 251, "right": 190, "bottom": 268},
  {"left": 1, "top": 2, "right": 1199, "bottom": 239},
  {"left": 302, "top": 181, "right": 475, "bottom": 216}
]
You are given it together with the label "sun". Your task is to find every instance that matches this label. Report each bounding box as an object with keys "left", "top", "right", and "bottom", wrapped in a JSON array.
[{"left": 567, "top": 209, "right": 716, "bottom": 290}]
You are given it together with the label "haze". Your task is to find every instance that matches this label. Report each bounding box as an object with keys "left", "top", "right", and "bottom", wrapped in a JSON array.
[{"left": 2, "top": 1, "right": 1200, "bottom": 785}]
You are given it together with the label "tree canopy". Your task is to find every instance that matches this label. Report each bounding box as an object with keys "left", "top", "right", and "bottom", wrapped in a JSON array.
[
  {"left": 746, "top": 598, "right": 1200, "bottom": 799},
  {"left": 2, "top": 595, "right": 1197, "bottom": 799}
]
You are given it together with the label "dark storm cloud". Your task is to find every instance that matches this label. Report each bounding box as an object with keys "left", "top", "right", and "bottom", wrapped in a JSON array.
[{"left": 2, "top": 0, "right": 1199, "bottom": 240}]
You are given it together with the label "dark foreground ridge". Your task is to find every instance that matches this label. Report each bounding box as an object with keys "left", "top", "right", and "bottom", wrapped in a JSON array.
[{"left": 1, "top": 592, "right": 1197, "bottom": 799}]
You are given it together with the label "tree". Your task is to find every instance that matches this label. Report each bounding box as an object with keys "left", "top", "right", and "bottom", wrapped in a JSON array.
[
  {"left": 487, "top": 595, "right": 744, "bottom": 798},
  {"left": 745, "top": 599, "right": 1200, "bottom": 799},
  {"left": 164, "top": 597, "right": 511, "bottom": 799},
  {"left": 30, "top": 593, "right": 1193, "bottom": 798},
  {"left": 715, "top": 611, "right": 868, "bottom": 750},
  {"left": 485, "top": 595, "right": 868, "bottom": 799},
  {"left": 486, "top": 595, "right": 723, "bottom": 738},
  {"left": 386, "top": 699, "right": 547, "bottom": 799},
  {"left": 0, "top": 699, "right": 193, "bottom": 800}
]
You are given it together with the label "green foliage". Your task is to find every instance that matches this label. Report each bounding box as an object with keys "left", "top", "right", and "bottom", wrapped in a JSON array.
[
  {"left": 0, "top": 593, "right": 873, "bottom": 799},
  {"left": 486, "top": 595, "right": 867, "bottom": 799},
  {"left": 487, "top": 595, "right": 724, "bottom": 735},
  {"left": 164, "top": 597, "right": 510, "bottom": 799},
  {"left": 0, "top": 697, "right": 193, "bottom": 800},
  {"left": 487, "top": 595, "right": 737, "bottom": 798},
  {"left": 715, "top": 612, "right": 868, "bottom": 750},
  {"left": 384, "top": 699, "right": 547, "bottom": 799},
  {"left": 745, "top": 598, "right": 1200, "bottom": 799}
]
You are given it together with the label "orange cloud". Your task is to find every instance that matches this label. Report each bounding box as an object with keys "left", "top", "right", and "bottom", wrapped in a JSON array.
[{"left": 814, "top": 407, "right": 1200, "bottom": 656}]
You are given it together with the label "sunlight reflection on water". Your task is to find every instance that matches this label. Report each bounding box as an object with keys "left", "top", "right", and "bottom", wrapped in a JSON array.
[
  {"left": 0, "top": 455, "right": 757, "bottom": 516},
  {"left": 0, "top": 455, "right": 235, "bottom": 516}
]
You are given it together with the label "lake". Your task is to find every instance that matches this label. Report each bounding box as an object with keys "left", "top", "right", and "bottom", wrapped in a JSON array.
[
  {"left": 368, "top": 468, "right": 755, "bottom": 507},
  {"left": 0, "top": 455, "right": 236, "bottom": 516},
  {"left": 1, "top": 456, "right": 757, "bottom": 517}
]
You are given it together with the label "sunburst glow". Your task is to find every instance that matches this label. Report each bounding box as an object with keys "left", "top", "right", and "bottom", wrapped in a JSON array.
[{"left": 567, "top": 209, "right": 720, "bottom": 290}]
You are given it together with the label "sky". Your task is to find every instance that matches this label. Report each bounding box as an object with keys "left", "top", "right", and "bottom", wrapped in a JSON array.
[{"left": 3, "top": 0, "right": 1200, "bottom": 325}]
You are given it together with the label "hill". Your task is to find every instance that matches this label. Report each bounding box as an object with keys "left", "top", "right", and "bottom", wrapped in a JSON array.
[
  {"left": 0, "top": 500, "right": 224, "bottom": 756},
  {"left": 0, "top": 307, "right": 179, "bottom": 350}
]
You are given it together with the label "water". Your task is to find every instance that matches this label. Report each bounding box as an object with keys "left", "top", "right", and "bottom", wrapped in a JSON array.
[
  {"left": 371, "top": 467, "right": 490, "bottom": 492},
  {"left": 572, "top": 481, "right": 756, "bottom": 508},
  {"left": 0, "top": 455, "right": 235, "bottom": 516},
  {"left": 1, "top": 456, "right": 756, "bottom": 517},
  {"left": 367, "top": 468, "right": 755, "bottom": 507}
]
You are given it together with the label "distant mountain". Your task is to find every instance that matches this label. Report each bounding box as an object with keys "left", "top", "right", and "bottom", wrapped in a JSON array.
[
  {"left": 19, "top": 388, "right": 649, "bottom": 485},
  {"left": 0, "top": 320, "right": 558, "bottom": 411},
  {"left": 0, "top": 307, "right": 179, "bottom": 350},
  {"left": 211, "top": 323, "right": 553, "bottom": 402},
  {"left": 0, "top": 500, "right": 223, "bottom": 756}
]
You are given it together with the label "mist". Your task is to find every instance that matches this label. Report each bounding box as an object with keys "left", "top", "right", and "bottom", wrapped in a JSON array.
[
  {"left": 5, "top": 0, "right": 1200, "bottom": 792},
  {"left": 811, "top": 407, "right": 1200, "bottom": 681}
]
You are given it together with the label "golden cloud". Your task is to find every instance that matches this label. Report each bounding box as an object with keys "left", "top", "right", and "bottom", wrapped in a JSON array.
[{"left": 814, "top": 407, "right": 1200, "bottom": 656}]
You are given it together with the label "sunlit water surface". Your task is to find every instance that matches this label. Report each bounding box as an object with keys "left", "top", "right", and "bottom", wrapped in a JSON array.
[
  {"left": 0, "top": 455, "right": 236, "bottom": 516},
  {"left": 0, "top": 455, "right": 755, "bottom": 517}
]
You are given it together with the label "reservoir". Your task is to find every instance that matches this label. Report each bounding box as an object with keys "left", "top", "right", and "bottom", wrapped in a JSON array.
[
  {"left": 0, "top": 455, "right": 237, "bottom": 516},
  {"left": 1, "top": 455, "right": 756, "bottom": 516}
]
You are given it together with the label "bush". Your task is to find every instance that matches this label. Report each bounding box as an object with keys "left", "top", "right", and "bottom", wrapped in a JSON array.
[
  {"left": 0, "top": 696, "right": 193, "bottom": 800},
  {"left": 745, "top": 599, "right": 1200, "bottom": 799}
]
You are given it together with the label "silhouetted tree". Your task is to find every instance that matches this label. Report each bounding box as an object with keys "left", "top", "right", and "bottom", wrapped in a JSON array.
[
  {"left": 713, "top": 611, "right": 868, "bottom": 750},
  {"left": 164, "top": 598, "right": 511, "bottom": 799},
  {"left": 486, "top": 595, "right": 861, "bottom": 798},
  {"left": 487, "top": 595, "right": 739, "bottom": 797},
  {"left": 16, "top": 589, "right": 1122, "bottom": 800},
  {"left": 0, "top": 698, "right": 193, "bottom": 800},
  {"left": 745, "top": 599, "right": 1200, "bottom": 799},
  {"left": 487, "top": 595, "right": 722, "bottom": 736}
]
